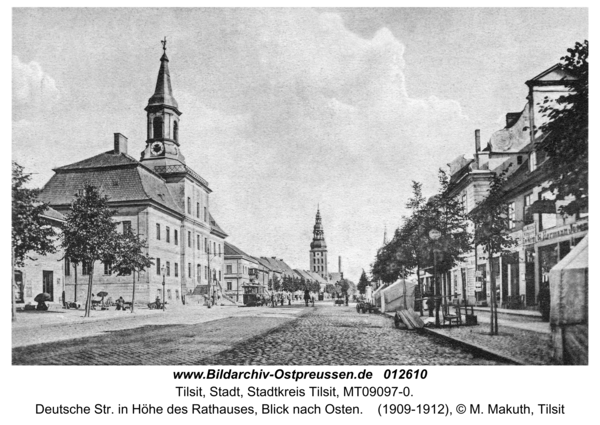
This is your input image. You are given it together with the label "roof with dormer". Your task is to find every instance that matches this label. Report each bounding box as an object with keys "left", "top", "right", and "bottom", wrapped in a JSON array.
[{"left": 40, "top": 149, "right": 183, "bottom": 215}]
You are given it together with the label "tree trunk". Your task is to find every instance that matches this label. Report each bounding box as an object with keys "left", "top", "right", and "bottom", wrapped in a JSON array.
[
  {"left": 74, "top": 263, "right": 78, "bottom": 303},
  {"left": 488, "top": 248, "right": 498, "bottom": 335},
  {"left": 84, "top": 263, "right": 94, "bottom": 318},
  {"left": 417, "top": 261, "right": 423, "bottom": 316},
  {"left": 131, "top": 271, "right": 136, "bottom": 313},
  {"left": 12, "top": 248, "right": 16, "bottom": 322}
]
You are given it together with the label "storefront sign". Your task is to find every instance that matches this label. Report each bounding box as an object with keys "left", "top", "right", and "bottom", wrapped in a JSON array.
[
  {"left": 537, "top": 218, "right": 588, "bottom": 242},
  {"left": 523, "top": 223, "right": 536, "bottom": 246}
]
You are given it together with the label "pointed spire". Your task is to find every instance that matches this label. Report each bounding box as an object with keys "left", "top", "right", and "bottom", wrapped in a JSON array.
[
  {"left": 147, "top": 37, "right": 180, "bottom": 112},
  {"left": 311, "top": 207, "right": 326, "bottom": 248}
]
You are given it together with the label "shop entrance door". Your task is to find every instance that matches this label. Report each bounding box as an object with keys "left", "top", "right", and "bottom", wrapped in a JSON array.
[{"left": 43, "top": 271, "right": 54, "bottom": 302}]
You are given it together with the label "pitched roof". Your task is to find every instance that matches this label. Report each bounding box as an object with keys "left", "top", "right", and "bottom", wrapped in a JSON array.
[
  {"left": 254, "top": 257, "right": 273, "bottom": 271},
  {"left": 209, "top": 213, "right": 228, "bottom": 238},
  {"left": 39, "top": 154, "right": 182, "bottom": 214},
  {"left": 224, "top": 242, "right": 257, "bottom": 264},
  {"left": 40, "top": 206, "right": 65, "bottom": 222},
  {"left": 306, "top": 271, "right": 328, "bottom": 284},
  {"left": 294, "top": 269, "right": 314, "bottom": 281}
]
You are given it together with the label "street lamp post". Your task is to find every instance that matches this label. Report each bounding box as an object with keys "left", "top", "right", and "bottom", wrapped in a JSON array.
[{"left": 161, "top": 264, "right": 166, "bottom": 312}]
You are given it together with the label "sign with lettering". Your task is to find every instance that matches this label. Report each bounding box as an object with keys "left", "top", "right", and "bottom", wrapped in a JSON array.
[{"left": 537, "top": 218, "right": 588, "bottom": 242}]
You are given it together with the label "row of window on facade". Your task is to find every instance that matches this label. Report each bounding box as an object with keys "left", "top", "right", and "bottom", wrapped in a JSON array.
[
  {"left": 313, "top": 265, "right": 325, "bottom": 272},
  {"left": 154, "top": 257, "right": 222, "bottom": 282},
  {"left": 185, "top": 197, "right": 208, "bottom": 221},
  {"left": 155, "top": 223, "right": 222, "bottom": 256},
  {"left": 224, "top": 264, "right": 253, "bottom": 275}
]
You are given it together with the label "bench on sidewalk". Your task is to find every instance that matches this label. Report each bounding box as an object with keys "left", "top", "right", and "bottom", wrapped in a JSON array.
[{"left": 443, "top": 305, "right": 461, "bottom": 327}]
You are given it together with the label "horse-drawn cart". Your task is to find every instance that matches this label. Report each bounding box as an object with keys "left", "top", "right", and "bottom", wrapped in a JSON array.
[{"left": 356, "top": 300, "right": 379, "bottom": 314}]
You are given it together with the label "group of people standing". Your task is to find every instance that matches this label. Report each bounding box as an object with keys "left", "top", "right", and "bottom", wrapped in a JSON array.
[{"left": 258, "top": 290, "right": 316, "bottom": 307}]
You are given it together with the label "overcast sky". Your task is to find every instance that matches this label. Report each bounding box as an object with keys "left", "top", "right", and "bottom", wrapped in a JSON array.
[{"left": 12, "top": 8, "right": 587, "bottom": 282}]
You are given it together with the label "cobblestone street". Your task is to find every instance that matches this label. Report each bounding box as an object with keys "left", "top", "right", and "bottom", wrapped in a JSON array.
[{"left": 14, "top": 302, "right": 506, "bottom": 365}]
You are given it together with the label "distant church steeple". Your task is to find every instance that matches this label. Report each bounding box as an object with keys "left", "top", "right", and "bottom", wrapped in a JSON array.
[
  {"left": 310, "top": 207, "right": 328, "bottom": 279},
  {"left": 140, "top": 37, "right": 186, "bottom": 167}
]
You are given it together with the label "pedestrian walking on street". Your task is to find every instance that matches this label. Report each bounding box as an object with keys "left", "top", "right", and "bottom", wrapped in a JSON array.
[
  {"left": 304, "top": 289, "right": 310, "bottom": 307},
  {"left": 271, "top": 293, "right": 275, "bottom": 308}
]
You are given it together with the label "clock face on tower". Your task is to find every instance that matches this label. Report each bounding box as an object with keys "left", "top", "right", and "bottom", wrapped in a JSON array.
[{"left": 151, "top": 141, "right": 164, "bottom": 156}]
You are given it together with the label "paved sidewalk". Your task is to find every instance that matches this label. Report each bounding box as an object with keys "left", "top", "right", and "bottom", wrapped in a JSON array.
[
  {"left": 12, "top": 303, "right": 305, "bottom": 349},
  {"left": 386, "top": 310, "right": 554, "bottom": 365}
]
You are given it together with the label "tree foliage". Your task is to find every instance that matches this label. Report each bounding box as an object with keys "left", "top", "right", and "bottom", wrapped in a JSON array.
[
  {"left": 357, "top": 270, "right": 369, "bottom": 295},
  {"left": 61, "top": 185, "right": 121, "bottom": 317},
  {"left": 111, "top": 228, "right": 154, "bottom": 312},
  {"left": 12, "top": 162, "right": 57, "bottom": 267},
  {"left": 537, "top": 40, "right": 588, "bottom": 216},
  {"left": 12, "top": 162, "right": 58, "bottom": 321}
]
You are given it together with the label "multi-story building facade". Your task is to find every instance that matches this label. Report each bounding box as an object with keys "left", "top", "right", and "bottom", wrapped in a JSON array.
[
  {"left": 38, "top": 43, "right": 227, "bottom": 305},
  {"left": 223, "top": 242, "right": 261, "bottom": 301},
  {"left": 444, "top": 63, "right": 586, "bottom": 309}
]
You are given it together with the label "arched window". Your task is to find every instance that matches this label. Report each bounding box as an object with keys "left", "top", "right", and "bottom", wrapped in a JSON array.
[
  {"left": 153, "top": 117, "right": 163, "bottom": 139},
  {"left": 173, "top": 121, "right": 178, "bottom": 142}
]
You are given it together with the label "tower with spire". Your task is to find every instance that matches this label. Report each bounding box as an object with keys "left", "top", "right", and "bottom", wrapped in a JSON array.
[
  {"left": 310, "top": 207, "right": 328, "bottom": 280},
  {"left": 140, "top": 37, "right": 186, "bottom": 167}
]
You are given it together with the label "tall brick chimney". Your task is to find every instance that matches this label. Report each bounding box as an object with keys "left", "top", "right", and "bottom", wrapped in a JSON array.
[{"left": 114, "top": 133, "right": 128, "bottom": 155}]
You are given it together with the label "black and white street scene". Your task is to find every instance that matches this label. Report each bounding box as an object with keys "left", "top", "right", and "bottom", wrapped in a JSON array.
[{"left": 12, "top": 8, "right": 588, "bottom": 365}]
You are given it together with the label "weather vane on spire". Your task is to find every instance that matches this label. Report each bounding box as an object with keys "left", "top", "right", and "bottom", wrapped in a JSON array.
[{"left": 161, "top": 36, "right": 167, "bottom": 52}]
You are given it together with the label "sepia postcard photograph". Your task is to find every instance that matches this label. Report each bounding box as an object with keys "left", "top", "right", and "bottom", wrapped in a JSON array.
[{"left": 11, "top": 7, "right": 589, "bottom": 367}]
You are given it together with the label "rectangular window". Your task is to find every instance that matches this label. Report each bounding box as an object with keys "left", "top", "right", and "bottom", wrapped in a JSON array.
[
  {"left": 213, "top": 242, "right": 216, "bottom": 255},
  {"left": 218, "top": 244, "right": 221, "bottom": 257},
  {"left": 104, "top": 261, "right": 111, "bottom": 275},
  {"left": 174, "top": 263, "right": 179, "bottom": 277},
  {"left": 197, "top": 264, "right": 201, "bottom": 281},
  {"left": 205, "top": 238, "right": 209, "bottom": 253},
  {"left": 175, "top": 289, "right": 179, "bottom": 300},
  {"left": 188, "top": 231, "right": 191, "bottom": 248},
  {"left": 156, "top": 223, "right": 161, "bottom": 240},
  {"left": 523, "top": 193, "right": 534, "bottom": 225},
  {"left": 226, "top": 265, "right": 232, "bottom": 274},
  {"left": 529, "top": 151, "right": 537, "bottom": 172},
  {"left": 197, "top": 234, "right": 200, "bottom": 250},
  {"left": 508, "top": 202, "right": 516, "bottom": 229},
  {"left": 82, "top": 261, "right": 91, "bottom": 276},
  {"left": 122, "top": 221, "right": 131, "bottom": 234},
  {"left": 174, "top": 229, "right": 178, "bottom": 245},
  {"left": 65, "top": 258, "right": 71, "bottom": 276},
  {"left": 166, "top": 226, "right": 170, "bottom": 243},
  {"left": 540, "top": 190, "right": 557, "bottom": 230},
  {"left": 166, "top": 261, "right": 171, "bottom": 277},
  {"left": 156, "top": 258, "right": 161, "bottom": 275},
  {"left": 204, "top": 206, "right": 207, "bottom": 222},
  {"left": 219, "top": 271, "right": 221, "bottom": 281},
  {"left": 167, "top": 289, "right": 172, "bottom": 300},
  {"left": 187, "top": 197, "right": 191, "bottom": 214},
  {"left": 188, "top": 263, "right": 192, "bottom": 278},
  {"left": 197, "top": 202, "right": 200, "bottom": 218},
  {"left": 227, "top": 282, "right": 232, "bottom": 291}
]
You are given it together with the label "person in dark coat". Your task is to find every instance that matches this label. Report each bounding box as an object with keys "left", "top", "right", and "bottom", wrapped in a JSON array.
[{"left": 304, "top": 289, "right": 310, "bottom": 307}]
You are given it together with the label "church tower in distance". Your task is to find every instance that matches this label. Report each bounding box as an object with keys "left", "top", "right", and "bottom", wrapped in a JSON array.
[{"left": 310, "top": 208, "right": 328, "bottom": 280}]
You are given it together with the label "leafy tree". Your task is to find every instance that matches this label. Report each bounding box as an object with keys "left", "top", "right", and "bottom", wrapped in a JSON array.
[
  {"left": 61, "top": 185, "right": 121, "bottom": 318},
  {"left": 537, "top": 40, "right": 588, "bottom": 216},
  {"left": 469, "top": 169, "right": 517, "bottom": 335},
  {"left": 271, "top": 275, "right": 281, "bottom": 292},
  {"left": 111, "top": 228, "right": 154, "bottom": 313},
  {"left": 12, "top": 162, "right": 57, "bottom": 321},
  {"left": 357, "top": 270, "right": 369, "bottom": 295},
  {"left": 324, "top": 283, "right": 336, "bottom": 295},
  {"left": 338, "top": 278, "right": 350, "bottom": 295}
]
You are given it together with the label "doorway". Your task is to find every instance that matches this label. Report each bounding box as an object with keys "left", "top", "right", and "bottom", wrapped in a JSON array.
[{"left": 43, "top": 271, "right": 54, "bottom": 301}]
